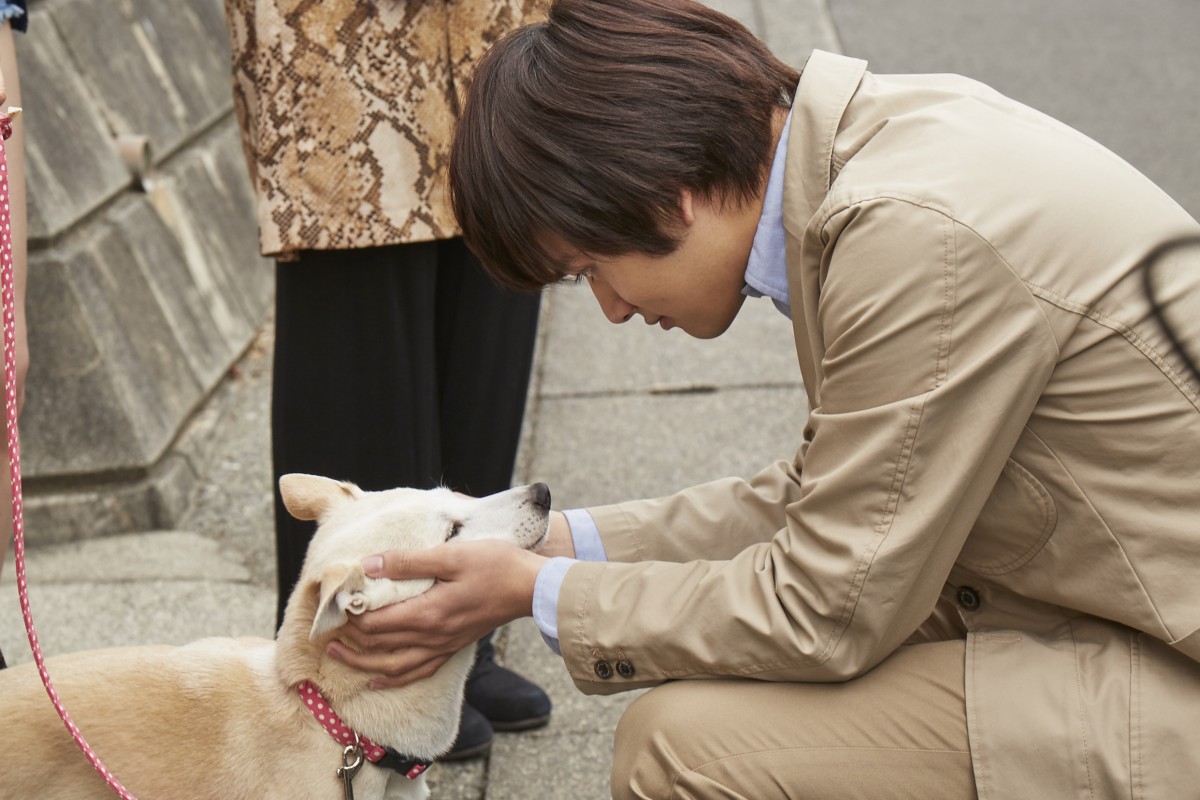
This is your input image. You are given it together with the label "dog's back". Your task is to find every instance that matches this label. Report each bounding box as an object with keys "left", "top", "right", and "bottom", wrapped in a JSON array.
[{"left": 0, "top": 638, "right": 375, "bottom": 800}]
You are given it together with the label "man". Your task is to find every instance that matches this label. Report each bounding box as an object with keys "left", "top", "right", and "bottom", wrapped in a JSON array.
[{"left": 329, "top": 0, "right": 1200, "bottom": 796}]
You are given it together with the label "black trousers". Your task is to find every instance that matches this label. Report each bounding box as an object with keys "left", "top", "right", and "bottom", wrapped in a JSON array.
[{"left": 271, "top": 238, "right": 541, "bottom": 627}]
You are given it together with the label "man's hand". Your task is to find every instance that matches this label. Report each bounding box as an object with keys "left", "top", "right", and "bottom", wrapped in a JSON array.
[{"left": 329, "top": 539, "right": 547, "bottom": 689}]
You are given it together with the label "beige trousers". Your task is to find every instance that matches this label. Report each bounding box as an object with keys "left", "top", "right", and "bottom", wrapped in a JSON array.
[{"left": 611, "top": 641, "right": 977, "bottom": 799}]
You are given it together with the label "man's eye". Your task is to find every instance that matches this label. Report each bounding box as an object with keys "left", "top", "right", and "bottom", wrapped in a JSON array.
[{"left": 446, "top": 522, "right": 463, "bottom": 541}]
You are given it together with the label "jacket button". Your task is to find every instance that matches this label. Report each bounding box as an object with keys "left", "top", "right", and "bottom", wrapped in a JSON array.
[
  {"left": 616, "top": 659, "right": 635, "bottom": 679},
  {"left": 956, "top": 586, "right": 982, "bottom": 612},
  {"left": 594, "top": 660, "right": 613, "bottom": 680}
]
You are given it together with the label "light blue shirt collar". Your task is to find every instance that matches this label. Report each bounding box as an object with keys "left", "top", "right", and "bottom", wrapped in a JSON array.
[{"left": 742, "top": 108, "right": 793, "bottom": 318}]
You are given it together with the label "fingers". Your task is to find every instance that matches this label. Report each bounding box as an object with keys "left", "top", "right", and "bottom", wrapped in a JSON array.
[
  {"left": 360, "top": 539, "right": 525, "bottom": 585},
  {"left": 340, "top": 591, "right": 451, "bottom": 650},
  {"left": 362, "top": 543, "right": 459, "bottom": 580},
  {"left": 330, "top": 590, "right": 478, "bottom": 687},
  {"left": 334, "top": 581, "right": 482, "bottom": 682}
]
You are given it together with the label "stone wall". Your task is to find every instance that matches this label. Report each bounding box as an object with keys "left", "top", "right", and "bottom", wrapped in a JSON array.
[{"left": 13, "top": 0, "right": 271, "bottom": 542}]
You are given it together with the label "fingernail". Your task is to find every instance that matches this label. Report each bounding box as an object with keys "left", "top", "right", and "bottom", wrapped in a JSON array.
[
  {"left": 368, "top": 680, "right": 382, "bottom": 691},
  {"left": 362, "top": 555, "right": 383, "bottom": 576}
]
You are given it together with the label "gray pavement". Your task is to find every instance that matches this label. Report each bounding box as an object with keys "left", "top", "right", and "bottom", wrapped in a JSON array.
[{"left": 5, "top": 0, "right": 1200, "bottom": 798}]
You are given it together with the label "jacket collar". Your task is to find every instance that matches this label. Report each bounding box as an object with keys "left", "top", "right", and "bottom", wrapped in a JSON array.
[
  {"left": 782, "top": 50, "right": 868, "bottom": 411},
  {"left": 783, "top": 50, "right": 868, "bottom": 237}
]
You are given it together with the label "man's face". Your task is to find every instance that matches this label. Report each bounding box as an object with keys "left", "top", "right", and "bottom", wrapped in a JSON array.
[{"left": 554, "top": 190, "right": 760, "bottom": 339}]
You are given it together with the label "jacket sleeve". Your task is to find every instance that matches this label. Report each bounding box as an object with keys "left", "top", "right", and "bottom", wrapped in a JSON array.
[
  {"left": 584, "top": 458, "right": 804, "bottom": 564},
  {"left": 557, "top": 198, "right": 1060, "bottom": 694}
]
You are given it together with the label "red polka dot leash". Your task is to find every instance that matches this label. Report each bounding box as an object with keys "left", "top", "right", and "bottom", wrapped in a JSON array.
[
  {"left": 298, "top": 680, "right": 389, "bottom": 763},
  {"left": 2, "top": 115, "right": 138, "bottom": 798},
  {"left": 297, "top": 680, "right": 432, "bottom": 789}
]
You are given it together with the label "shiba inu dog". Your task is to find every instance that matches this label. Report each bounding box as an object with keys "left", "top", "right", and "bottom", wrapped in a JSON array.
[{"left": 0, "top": 475, "right": 551, "bottom": 799}]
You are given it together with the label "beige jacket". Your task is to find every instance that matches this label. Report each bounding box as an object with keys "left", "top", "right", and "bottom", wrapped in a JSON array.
[
  {"left": 558, "top": 51, "right": 1200, "bottom": 798},
  {"left": 223, "top": 0, "right": 544, "bottom": 258}
]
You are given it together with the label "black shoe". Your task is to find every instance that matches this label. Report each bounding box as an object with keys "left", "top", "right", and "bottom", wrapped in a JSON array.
[
  {"left": 465, "top": 634, "right": 552, "bottom": 732},
  {"left": 441, "top": 702, "right": 493, "bottom": 761},
  {"left": 0, "top": 645, "right": 6, "bottom": 670}
]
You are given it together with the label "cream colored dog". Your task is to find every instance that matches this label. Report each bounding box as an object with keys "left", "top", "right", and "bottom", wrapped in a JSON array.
[{"left": 0, "top": 475, "right": 551, "bottom": 799}]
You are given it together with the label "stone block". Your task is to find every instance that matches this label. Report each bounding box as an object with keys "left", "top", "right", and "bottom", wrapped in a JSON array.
[
  {"left": 20, "top": 222, "right": 203, "bottom": 478},
  {"left": 110, "top": 198, "right": 236, "bottom": 390},
  {"left": 20, "top": 324, "right": 265, "bottom": 546},
  {"left": 132, "top": 0, "right": 234, "bottom": 124},
  {"left": 155, "top": 124, "right": 272, "bottom": 330},
  {"left": 47, "top": 0, "right": 234, "bottom": 161},
  {"left": 21, "top": 451, "right": 198, "bottom": 546},
  {"left": 19, "top": 252, "right": 150, "bottom": 477},
  {"left": 0, "top": 529, "right": 252, "bottom": 585},
  {"left": 114, "top": 126, "right": 272, "bottom": 388},
  {"left": 18, "top": 115, "right": 269, "bottom": 526},
  {"left": 12, "top": 7, "right": 132, "bottom": 241}
]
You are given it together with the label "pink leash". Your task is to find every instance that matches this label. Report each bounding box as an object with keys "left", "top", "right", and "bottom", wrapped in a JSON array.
[{"left": 2, "top": 115, "right": 138, "bottom": 798}]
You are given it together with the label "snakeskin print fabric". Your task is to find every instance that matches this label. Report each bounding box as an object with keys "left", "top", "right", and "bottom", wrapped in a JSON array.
[{"left": 224, "top": 0, "right": 545, "bottom": 258}]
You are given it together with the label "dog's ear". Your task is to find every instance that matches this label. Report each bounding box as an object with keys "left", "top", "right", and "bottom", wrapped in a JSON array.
[
  {"left": 280, "top": 473, "right": 359, "bottom": 522},
  {"left": 309, "top": 563, "right": 369, "bottom": 641}
]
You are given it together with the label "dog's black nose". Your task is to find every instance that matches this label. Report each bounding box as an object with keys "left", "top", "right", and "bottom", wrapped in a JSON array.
[{"left": 531, "top": 482, "right": 551, "bottom": 511}]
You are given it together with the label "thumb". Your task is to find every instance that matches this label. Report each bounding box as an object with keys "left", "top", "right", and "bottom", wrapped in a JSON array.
[{"left": 362, "top": 546, "right": 449, "bottom": 579}]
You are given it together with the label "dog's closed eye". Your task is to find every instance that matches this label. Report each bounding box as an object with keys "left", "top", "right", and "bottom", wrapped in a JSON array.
[{"left": 446, "top": 521, "right": 463, "bottom": 541}]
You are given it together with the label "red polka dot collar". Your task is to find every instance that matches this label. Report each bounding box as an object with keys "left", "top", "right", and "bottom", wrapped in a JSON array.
[{"left": 297, "top": 680, "right": 432, "bottom": 780}]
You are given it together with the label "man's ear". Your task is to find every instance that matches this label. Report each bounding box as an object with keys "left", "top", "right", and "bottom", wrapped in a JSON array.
[
  {"left": 309, "top": 563, "right": 369, "bottom": 641},
  {"left": 279, "top": 473, "right": 359, "bottom": 522},
  {"left": 678, "top": 188, "right": 697, "bottom": 227}
]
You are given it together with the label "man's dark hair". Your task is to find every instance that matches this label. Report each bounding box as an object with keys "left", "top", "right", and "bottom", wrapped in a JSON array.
[{"left": 449, "top": 0, "right": 801, "bottom": 290}]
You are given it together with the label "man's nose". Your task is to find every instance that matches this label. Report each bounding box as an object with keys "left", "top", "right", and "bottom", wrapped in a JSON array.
[{"left": 590, "top": 279, "right": 635, "bottom": 324}]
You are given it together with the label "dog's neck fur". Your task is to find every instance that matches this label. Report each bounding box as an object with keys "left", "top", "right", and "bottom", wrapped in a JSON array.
[{"left": 274, "top": 579, "right": 474, "bottom": 760}]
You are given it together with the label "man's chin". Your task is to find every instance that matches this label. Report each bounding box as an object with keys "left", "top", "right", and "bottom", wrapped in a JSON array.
[
  {"left": 681, "top": 301, "right": 746, "bottom": 339},
  {"left": 681, "top": 321, "right": 732, "bottom": 340}
]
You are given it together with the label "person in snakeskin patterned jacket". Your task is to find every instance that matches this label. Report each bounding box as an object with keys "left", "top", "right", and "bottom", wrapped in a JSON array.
[{"left": 221, "top": 0, "right": 551, "bottom": 759}]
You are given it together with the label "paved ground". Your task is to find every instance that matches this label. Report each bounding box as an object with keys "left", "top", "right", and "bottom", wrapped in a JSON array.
[{"left": 4, "top": 0, "right": 1198, "bottom": 797}]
